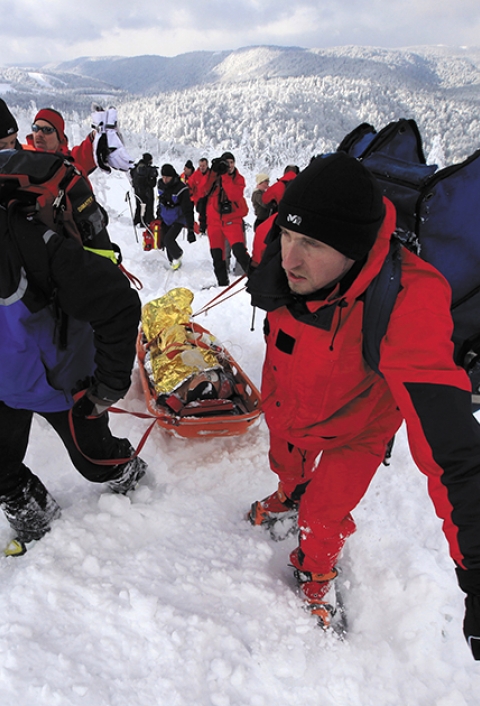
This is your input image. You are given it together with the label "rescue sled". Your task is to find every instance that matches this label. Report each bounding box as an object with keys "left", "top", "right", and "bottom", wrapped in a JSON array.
[{"left": 136, "top": 289, "right": 261, "bottom": 438}]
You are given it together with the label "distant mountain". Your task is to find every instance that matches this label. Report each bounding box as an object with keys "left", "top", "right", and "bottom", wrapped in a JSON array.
[
  {"left": 1, "top": 45, "right": 479, "bottom": 172},
  {"left": 3, "top": 44, "right": 480, "bottom": 100}
]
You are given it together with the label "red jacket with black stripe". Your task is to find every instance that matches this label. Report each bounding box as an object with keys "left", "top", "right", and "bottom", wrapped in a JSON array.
[{"left": 249, "top": 198, "right": 480, "bottom": 586}]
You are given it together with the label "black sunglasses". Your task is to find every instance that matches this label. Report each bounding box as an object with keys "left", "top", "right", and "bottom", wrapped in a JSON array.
[{"left": 32, "top": 124, "right": 56, "bottom": 135}]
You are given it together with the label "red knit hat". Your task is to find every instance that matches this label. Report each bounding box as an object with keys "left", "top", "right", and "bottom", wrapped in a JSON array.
[{"left": 34, "top": 108, "right": 66, "bottom": 142}]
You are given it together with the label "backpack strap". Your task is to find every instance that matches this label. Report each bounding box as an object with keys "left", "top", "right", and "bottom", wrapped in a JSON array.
[{"left": 361, "top": 237, "right": 403, "bottom": 377}]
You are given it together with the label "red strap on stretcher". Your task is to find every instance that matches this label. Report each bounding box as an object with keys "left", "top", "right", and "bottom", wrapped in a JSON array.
[{"left": 67, "top": 394, "right": 161, "bottom": 466}]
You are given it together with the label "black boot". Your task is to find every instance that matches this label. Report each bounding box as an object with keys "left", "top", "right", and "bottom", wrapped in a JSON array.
[
  {"left": 211, "top": 248, "right": 229, "bottom": 286},
  {"left": 0, "top": 471, "right": 61, "bottom": 544},
  {"left": 231, "top": 242, "right": 252, "bottom": 275},
  {"left": 107, "top": 450, "right": 148, "bottom": 494}
]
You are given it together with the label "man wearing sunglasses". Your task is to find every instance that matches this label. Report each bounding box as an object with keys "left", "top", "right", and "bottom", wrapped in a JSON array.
[
  {"left": 25, "top": 107, "right": 133, "bottom": 176},
  {"left": 25, "top": 108, "right": 97, "bottom": 176}
]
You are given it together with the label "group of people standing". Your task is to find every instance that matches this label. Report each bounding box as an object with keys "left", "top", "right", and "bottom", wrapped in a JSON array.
[
  {"left": 2, "top": 97, "right": 480, "bottom": 660},
  {"left": 131, "top": 149, "right": 299, "bottom": 285}
]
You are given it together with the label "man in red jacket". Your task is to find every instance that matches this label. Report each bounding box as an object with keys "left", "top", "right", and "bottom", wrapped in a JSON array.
[
  {"left": 25, "top": 107, "right": 133, "bottom": 177},
  {"left": 201, "top": 151, "right": 251, "bottom": 286},
  {"left": 189, "top": 158, "right": 210, "bottom": 235},
  {"left": 261, "top": 164, "right": 299, "bottom": 214},
  {"left": 25, "top": 108, "right": 97, "bottom": 175},
  {"left": 247, "top": 153, "right": 480, "bottom": 659}
]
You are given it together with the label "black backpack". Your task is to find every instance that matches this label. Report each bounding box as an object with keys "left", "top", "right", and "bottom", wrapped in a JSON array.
[
  {"left": 0, "top": 149, "right": 121, "bottom": 265},
  {"left": 338, "top": 119, "right": 480, "bottom": 407}
]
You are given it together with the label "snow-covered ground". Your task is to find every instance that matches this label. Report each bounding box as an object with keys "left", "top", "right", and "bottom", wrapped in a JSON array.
[{"left": 1, "top": 167, "right": 479, "bottom": 706}]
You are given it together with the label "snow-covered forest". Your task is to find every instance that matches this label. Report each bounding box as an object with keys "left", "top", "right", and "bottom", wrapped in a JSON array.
[
  {"left": 4, "top": 44, "right": 480, "bottom": 171},
  {"left": 1, "top": 44, "right": 480, "bottom": 706}
]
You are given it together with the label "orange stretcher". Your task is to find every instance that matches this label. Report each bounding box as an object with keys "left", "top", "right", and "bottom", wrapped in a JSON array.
[{"left": 136, "top": 324, "right": 262, "bottom": 438}]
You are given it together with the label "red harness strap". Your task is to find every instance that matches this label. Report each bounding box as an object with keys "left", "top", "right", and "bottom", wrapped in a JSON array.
[{"left": 67, "top": 403, "right": 159, "bottom": 466}]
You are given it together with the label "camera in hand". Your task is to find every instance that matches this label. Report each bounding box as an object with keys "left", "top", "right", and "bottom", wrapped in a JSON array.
[{"left": 211, "top": 157, "right": 229, "bottom": 175}]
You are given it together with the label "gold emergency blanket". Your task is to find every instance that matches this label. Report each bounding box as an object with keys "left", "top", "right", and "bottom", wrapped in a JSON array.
[{"left": 141, "top": 288, "right": 221, "bottom": 396}]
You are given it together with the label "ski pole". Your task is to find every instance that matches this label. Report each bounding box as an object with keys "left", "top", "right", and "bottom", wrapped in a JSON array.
[{"left": 125, "top": 191, "right": 139, "bottom": 243}]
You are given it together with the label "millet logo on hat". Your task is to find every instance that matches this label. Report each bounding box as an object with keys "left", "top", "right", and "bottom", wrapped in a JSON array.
[{"left": 287, "top": 213, "right": 302, "bottom": 226}]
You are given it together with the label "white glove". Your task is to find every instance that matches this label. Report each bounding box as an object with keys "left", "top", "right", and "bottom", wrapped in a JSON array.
[
  {"left": 91, "top": 105, "right": 108, "bottom": 133},
  {"left": 93, "top": 127, "right": 134, "bottom": 172},
  {"left": 105, "top": 107, "right": 118, "bottom": 130},
  {"left": 91, "top": 105, "right": 120, "bottom": 133}
]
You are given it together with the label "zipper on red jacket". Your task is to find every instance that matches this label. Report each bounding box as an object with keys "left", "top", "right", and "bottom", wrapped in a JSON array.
[{"left": 329, "top": 299, "right": 348, "bottom": 351}]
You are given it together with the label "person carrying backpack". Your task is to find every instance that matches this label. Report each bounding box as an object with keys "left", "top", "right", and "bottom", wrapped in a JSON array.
[
  {"left": 261, "top": 164, "right": 299, "bottom": 215},
  {"left": 251, "top": 172, "right": 270, "bottom": 231},
  {"left": 131, "top": 152, "right": 158, "bottom": 226},
  {"left": 246, "top": 153, "right": 480, "bottom": 660},
  {"left": 0, "top": 192, "right": 147, "bottom": 555}
]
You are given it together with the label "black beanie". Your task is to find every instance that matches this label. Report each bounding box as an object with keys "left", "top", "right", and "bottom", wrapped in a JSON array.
[
  {"left": 161, "top": 163, "right": 177, "bottom": 177},
  {"left": 221, "top": 151, "right": 235, "bottom": 162},
  {"left": 142, "top": 152, "right": 153, "bottom": 163},
  {"left": 277, "top": 153, "right": 385, "bottom": 261},
  {"left": 184, "top": 159, "right": 194, "bottom": 170},
  {"left": 0, "top": 99, "right": 18, "bottom": 140}
]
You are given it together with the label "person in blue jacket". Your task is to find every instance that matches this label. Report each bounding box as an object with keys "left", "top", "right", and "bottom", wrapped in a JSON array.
[
  {"left": 0, "top": 203, "right": 148, "bottom": 553},
  {"left": 157, "top": 164, "right": 195, "bottom": 270}
]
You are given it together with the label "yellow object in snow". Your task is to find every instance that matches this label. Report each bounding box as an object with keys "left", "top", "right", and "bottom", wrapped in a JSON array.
[
  {"left": 141, "top": 288, "right": 221, "bottom": 396},
  {"left": 4, "top": 538, "right": 27, "bottom": 557}
]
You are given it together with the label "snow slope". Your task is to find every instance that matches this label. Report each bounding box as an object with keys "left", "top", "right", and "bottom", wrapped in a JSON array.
[{"left": 0, "top": 165, "right": 479, "bottom": 706}]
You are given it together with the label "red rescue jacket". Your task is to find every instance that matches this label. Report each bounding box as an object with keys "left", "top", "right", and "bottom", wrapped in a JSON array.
[
  {"left": 201, "top": 169, "right": 248, "bottom": 226},
  {"left": 25, "top": 133, "right": 96, "bottom": 176},
  {"left": 261, "top": 171, "right": 297, "bottom": 208},
  {"left": 250, "top": 198, "right": 480, "bottom": 574}
]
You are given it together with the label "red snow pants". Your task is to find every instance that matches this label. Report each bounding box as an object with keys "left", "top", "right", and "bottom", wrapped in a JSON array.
[
  {"left": 207, "top": 218, "right": 245, "bottom": 257},
  {"left": 268, "top": 416, "right": 401, "bottom": 574}
]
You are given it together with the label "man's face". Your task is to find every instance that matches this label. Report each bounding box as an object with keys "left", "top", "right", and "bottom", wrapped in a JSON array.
[
  {"left": 280, "top": 227, "right": 355, "bottom": 295},
  {"left": 32, "top": 120, "right": 60, "bottom": 152},
  {"left": 0, "top": 133, "right": 17, "bottom": 150},
  {"left": 199, "top": 160, "right": 208, "bottom": 174},
  {"left": 162, "top": 175, "right": 173, "bottom": 184},
  {"left": 226, "top": 158, "right": 235, "bottom": 174},
  {"left": 258, "top": 179, "right": 269, "bottom": 192}
]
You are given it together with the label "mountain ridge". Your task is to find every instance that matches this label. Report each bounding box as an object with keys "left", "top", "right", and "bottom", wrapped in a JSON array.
[
  {"left": 1, "top": 45, "right": 479, "bottom": 172},
  {"left": 2, "top": 44, "right": 480, "bottom": 100}
]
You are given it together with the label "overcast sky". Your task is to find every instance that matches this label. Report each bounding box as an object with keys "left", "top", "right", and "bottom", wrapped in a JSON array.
[{"left": 3, "top": 0, "right": 479, "bottom": 66}]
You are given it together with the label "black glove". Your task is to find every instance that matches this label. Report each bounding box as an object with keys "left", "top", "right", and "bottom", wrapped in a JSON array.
[
  {"left": 463, "top": 594, "right": 480, "bottom": 659},
  {"left": 93, "top": 133, "right": 111, "bottom": 173},
  {"left": 187, "top": 229, "right": 196, "bottom": 243},
  {"left": 72, "top": 381, "right": 126, "bottom": 418}
]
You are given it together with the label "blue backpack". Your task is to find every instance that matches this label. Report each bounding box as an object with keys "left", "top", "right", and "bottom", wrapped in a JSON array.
[{"left": 338, "top": 119, "right": 480, "bottom": 408}]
